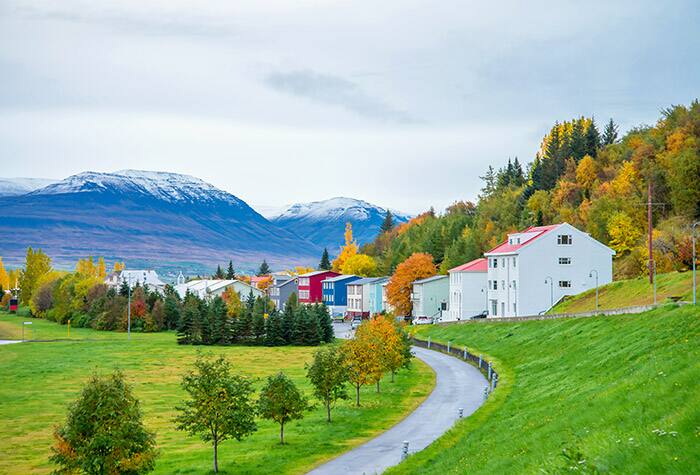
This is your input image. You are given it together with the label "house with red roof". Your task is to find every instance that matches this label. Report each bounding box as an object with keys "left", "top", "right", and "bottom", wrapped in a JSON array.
[
  {"left": 447, "top": 257, "right": 488, "bottom": 321},
  {"left": 297, "top": 270, "right": 340, "bottom": 304},
  {"left": 484, "top": 222, "right": 614, "bottom": 317}
]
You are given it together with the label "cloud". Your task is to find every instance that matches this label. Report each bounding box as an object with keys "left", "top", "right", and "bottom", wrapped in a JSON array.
[{"left": 265, "top": 70, "right": 417, "bottom": 124}]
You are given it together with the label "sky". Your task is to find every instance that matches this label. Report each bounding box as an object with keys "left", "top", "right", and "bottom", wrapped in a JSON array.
[{"left": 0, "top": 0, "right": 698, "bottom": 214}]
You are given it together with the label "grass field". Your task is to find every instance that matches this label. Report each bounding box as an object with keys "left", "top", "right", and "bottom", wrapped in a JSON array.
[
  {"left": 551, "top": 271, "right": 694, "bottom": 314},
  {"left": 390, "top": 304, "right": 700, "bottom": 474},
  {"left": 0, "top": 312, "right": 434, "bottom": 474}
]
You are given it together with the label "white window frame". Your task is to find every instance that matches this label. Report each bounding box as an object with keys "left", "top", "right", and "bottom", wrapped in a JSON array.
[
  {"left": 558, "top": 257, "right": 572, "bottom": 265},
  {"left": 558, "top": 280, "right": 572, "bottom": 288},
  {"left": 557, "top": 234, "right": 573, "bottom": 245}
]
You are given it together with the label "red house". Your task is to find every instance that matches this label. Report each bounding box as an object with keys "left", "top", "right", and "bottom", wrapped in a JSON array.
[{"left": 297, "top": 270, "right": 340, "bottom": 304}]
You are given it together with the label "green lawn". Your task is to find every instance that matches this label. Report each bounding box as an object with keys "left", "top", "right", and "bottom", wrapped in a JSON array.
[
  {"left": 551, "top": 271, "right": 694, "bottom": 314},
  {"left": 390, "top": 304, "right": 700, "bottom": 474},
  {"left": 0, "top": 312, "right": 434, "bottom": 474}
]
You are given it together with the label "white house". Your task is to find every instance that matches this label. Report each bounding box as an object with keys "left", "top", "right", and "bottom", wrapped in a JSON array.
[
  {"left": 411, "top": 275, "right": 449, "bottom": 320},
  {"left": 447, "top": 258, "right": 488, "bottom": 322},
  {"left": 174, "top": 279, "right": 264, "bottom": 301},
  {"left": 104, "top": 270, "right": 165, "bottom": 292},
  {"left": 484, "top": 223, "right": 614, "bottom": 317}
]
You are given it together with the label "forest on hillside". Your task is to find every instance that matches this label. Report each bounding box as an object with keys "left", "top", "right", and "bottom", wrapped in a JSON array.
[{"left": 362, "top": 100, "right": 700, "bottom": 279}]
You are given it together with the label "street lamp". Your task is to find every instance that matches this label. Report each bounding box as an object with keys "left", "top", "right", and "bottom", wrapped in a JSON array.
[
  {"left": 126, "top": 273, "right": 132, "bottom": 341},
  {"left": 544, "top": 276, "right": 554, "bottom": 309},
  {"left": 693, "top": 222, "right": 699, "bottom": 305},
  {"left": 589, "top": 270, "right": 599, "bottom": 312},
  {"left": 651, "top": 260, "right": 657, "bottom": 305}
]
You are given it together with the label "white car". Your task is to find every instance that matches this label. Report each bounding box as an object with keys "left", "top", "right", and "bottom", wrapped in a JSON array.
[
  {"left": 350, "top": 316, "right": 363, "bottom": 330},
  {"left": 413, "top": 316, "right": 433, "bottom": 325}
]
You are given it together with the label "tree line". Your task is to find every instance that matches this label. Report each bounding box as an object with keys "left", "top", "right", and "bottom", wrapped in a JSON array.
[{"left": 50, "top": 315, "right": 413, "bottom": 474}]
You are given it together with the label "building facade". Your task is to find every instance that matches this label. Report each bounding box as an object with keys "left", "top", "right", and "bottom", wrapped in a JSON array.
[
  {"left": 269, "top": 276, "right": 297, "bottom": 310},
  {"left": 367, "top": 277, "right": 389, "bottom": 315},
  {"left": 411, "top": 275, "right": 449, "bottom": 320},
  {"left": 346, "top": 277, "right": 385, "bottom": 318},
  {"left": 104, "top": 270, "right": 165, "bottom": 292},
  {"left": 484, "top": 223, "right": 614, "bottom": 317},
  {"left": 447, "top": 258, "right": 488, "bottom": 322},
  {"left": 174, "top": 279, "right": 264, "bottom": 301},
  {"left": 322, "top": 274, "right": 361, "bottom": 317},
  {"left": 297, "top": 270, "right": 340, "bottom": 304}
]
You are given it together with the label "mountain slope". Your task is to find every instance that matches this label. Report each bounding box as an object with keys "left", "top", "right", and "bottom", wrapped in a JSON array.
[
  {"left": 271, "top": 197, "right": 409, "bottom": 251},
  {"left": 0, "top": 170, "right": 318, "bottom": 268},
  {"left": 0, "top": 177, "right": 56, "bottom": 197}
]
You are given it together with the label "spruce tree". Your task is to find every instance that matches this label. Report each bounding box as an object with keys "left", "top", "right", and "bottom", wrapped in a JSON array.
[
  {"left": 176, "top": 306, "right": 194, "bottom": 345},
  {"left": 258, "top": 260, "right": 271, "bottom": 276},
  {"left": 208, "top": 297, "right": 227, "bottom": 345},
  {"left": 226, "top": 260, "right": 235, "bottom": 279},
  {"left": 314, "top": 303, "right": 334, "bottom": 343},
  {"left": 252, "top": 312, "right": 266, "bottom": 345},
  {"left": 319, "top": 248, "right": 331, "bottom": 270},
  {"left": 380, "top": 211, "right": 394, "bottom": 233},
  {"left": 602, "top": 118, "right": 619, "bottom": 145},
  {"left": 214, "top": 265, "right": 225, "bottom": 279},
  {"left": 236, "top": 308, "right": 252, "bottom": 344},
  {"left": 281, "top": 301, "right": 296, "bottom": 345},
  {"left": 265, "top": 311, "right": 285, "bottom": 346},
  {"left": 585, "top": 118, "right": 601, "bottom": 157},
  {"left": 291, "top": 306, "right": 306, "bottom": 345},
  {"left": 479, "top": 165, "right": 497, "bottom": 197},
  {"left": 569, "top": 118, "right": 586, "bottom": 161}
]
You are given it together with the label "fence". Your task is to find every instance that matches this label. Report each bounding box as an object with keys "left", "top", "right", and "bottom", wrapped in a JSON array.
[{"left": 411, "top": 337, "right": 500, "bottom": 395}]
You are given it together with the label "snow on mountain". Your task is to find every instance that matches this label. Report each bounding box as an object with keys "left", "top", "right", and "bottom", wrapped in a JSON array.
[
  {"left": 0, "top": 177, "right": 56, "bottom": 197},
  {"left": 272, "top": 197, "right": 410, "bottom": 251},
  {"left": 33, "top": 170, "right": 246, "bottom": 206}
]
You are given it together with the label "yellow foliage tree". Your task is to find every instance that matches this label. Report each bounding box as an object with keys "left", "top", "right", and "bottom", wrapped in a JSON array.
[
  {"left": 576, "top": 154, "right": 597, "bottom": 192},
  {"left": 221, "top": 286, "right": 242, "bottom": 318},
  {"left": 112, "top": 262, "right": 125, "bottom": 273},
  {"left": 97, "top": 257, "right": 106, "bottom": 280},
  {"left": 76, "top": 256, "right": 96, "bottom": 277},
  {"left": 386, "top": 253, "right": 437, "bottom": 316},
  {"left": 0, "top": 257, "right": 9, "bottom": 291},
  {"left": 285, "top": 266, "right": 315, "bottom": 277},
  {"left": 342, "top": 324, "right": 383, "bottom": 406},
  {"left": 607, "top": 211, "right": 642, "bottom": 254},
  {"left": 340, "top": 254, "right": 377, "bottom": 277},
  {"left": 332, "top": 223, "right": 359, "bottom": 272},
  {"left": 365, "top": 315, "right": 411, "bottom": 384}
]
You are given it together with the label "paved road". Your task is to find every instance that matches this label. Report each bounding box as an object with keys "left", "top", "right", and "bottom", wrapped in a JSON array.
[
  {"left": 0, "top": 340, "right": 22, "bottom": 345},
  {"left": 308, "top": 345, "right": 488, "bottom": 475}
]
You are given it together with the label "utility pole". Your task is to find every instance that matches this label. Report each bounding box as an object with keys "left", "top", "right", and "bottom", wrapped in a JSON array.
[
  {"left": 647, "top": 180, "right": 654, "bottom": 285},
  {"left": 693, "top": 222, "right": 699, "bottom": 305},
  {"left": 127, "top": 274, "right": 131, "bottom": 341}
]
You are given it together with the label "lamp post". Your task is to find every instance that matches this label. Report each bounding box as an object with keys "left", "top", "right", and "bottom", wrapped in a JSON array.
[
  {"left": 589, "top": 270, "right": 599, "bottom": 312},
  {"left": 127, "top": 273, "right": 132, "bottom": 341},
  {"left": 651, "top": 260, "right": 657, "bottom": 305},
  {"left": 544, "top": 276, "right": 554, "bottom": 309},
  {"left": 693, "top": 222, "right": 699, "bottom": 305}
]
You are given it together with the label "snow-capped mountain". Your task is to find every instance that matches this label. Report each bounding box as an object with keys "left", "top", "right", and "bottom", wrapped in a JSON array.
[
  {"left": 0, "top": 170, "right": 319, "bottom": 268},
  {"left": 0, "top": 177, "right": 56, "bottom": 197},
  {"left": 272, "top": 197, "right": 410, "bottom": 251}
]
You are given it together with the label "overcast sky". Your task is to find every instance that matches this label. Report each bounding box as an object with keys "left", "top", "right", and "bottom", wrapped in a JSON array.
[{"left": 1, "top": 1, "right": 698, "bottom": 214}]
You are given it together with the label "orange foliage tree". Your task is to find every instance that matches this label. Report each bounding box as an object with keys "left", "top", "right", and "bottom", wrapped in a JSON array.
[
  {"left": 386, "top": 253, "right": 437, "bottom": 316},
  {"left": 332, "top": 223, "right": 359, "bottom": 272},
  {"left": 341, "top": 325, "right": 383, "bottom": 406}
]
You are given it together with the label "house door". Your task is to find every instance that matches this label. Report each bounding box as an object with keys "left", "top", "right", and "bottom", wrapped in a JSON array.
[
  {"left": 501, "top": 302, "right": 505, "bottom": 316},
  {"left": 490, "top": 299, "right": 497, "bottom": 316}
]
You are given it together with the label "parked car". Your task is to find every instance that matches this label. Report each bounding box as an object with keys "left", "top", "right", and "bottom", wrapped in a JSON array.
[
  {"left": 413, "top": 316, "right": 433, "bottom": 325},
  {"left": 350, "top": 316, "right": 363, "bottom": 330},
  {"left": 470, "top": 310, "right": 488, "bottom": 319}
]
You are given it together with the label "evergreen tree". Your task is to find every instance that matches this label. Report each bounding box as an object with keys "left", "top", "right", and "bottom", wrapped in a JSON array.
[
  {"left": 252, "top": 312, "right": 266, "bottom": 345},
  {"left": 258, "top": 260, "right": 271, "bottom": 276},
  {"left": 314, "top": 303, "right": 334, "bottom": 343},
  {"left": 570, "top": 118, "right": 586, "bottom": 161},
  {"left": 479, "top": 165, "right": 497, "bottom": 197},
  {"left": 301, "top": 308, "right": 320, "bottom": 346},
  {"left": 177, "top": 303, "right": 196, "bottom": 345},
  {"left": 512, "top": 157, "right": 525, "bottom": 186},
  {"left": 199, "top": 300, "right": 213, "bottom": 345},
  {"left": 536, "top": 209, "right": 544, "bottom": 226},
  {"left": 226, "top": 260, "right": 236, "bottom": 279},
  {"left": 164, "top": 293, "right": 182, "bottom": 330},
  {"left": 281, "top": 299, "right": 297, "bottom": 344},
  {"left": 380, "top": 210, "right": 394, "bottom": 233},
  {"left": 119, "top": 279, "right": 130, "bottom": 297},
  {"left": 236, "top": 307, "right": 253, "bottom": 343},
  {"left": 246, "top": 291, "right": 255, "bottom": 313},
  {"left": 602, "top": 118, "right": 619, "bottom": 145},
  {"left": 585, "top": 118, "right": 601, "bottom": 157},
  {"left": 319, "top": 248, "right": 331, "bottom": 271},
  {"left": 291, "top": 306, "right": 307, "bottom": 345},
  {"left": 208, "top": 297, "right": 227, "bottom": 345},
  {"left": 265, "top": 310, "right": 285, "bottom": 346},
  {"left": 214, "top": 265, "right": 225, "bottom": 279}
]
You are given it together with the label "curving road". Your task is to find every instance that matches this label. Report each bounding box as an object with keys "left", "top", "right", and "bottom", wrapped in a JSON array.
[{"left": 308, "top": 345, "right": 488, "bottom": 475}]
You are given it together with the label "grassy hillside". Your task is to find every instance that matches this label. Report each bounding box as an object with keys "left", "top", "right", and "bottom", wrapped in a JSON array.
[
  {"left": 392, "top": 305, "right": 700, "bottom": 474},
  {"left": 0, "top": 312, "right": 434, "bottom": 474},
  {"left": 551, "top": 271, "right": 693, "bottom": 314}
]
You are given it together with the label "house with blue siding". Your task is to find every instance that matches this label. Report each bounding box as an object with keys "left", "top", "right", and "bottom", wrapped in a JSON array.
[
  {"left": 322, "top": 274, "right": 361, "bottom": 317},
  {"left": 367, "top": 277, "right": 389, "bottom": 315},
  {"left": 411, "top": 275, "right": 449, "bottom": 320}
]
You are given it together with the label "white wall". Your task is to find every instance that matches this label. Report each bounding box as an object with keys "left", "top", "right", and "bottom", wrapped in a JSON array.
[
  {"left": 487, "top": 224, "right": 613, "bottom": 317},
  {"left": 447, "top": 271, "right": 487, "bottom": 321}
]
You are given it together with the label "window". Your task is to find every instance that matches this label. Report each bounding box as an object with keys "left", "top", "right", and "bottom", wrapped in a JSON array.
[
  {"left": 501, "top": 280, "right": 505, "bottom": 290},
  {"left": 517, "top": 237, "right": 521, "bottom": 244},
  {"left": 493, "top": 280, "right": 497, "bottom": 290},
  {"left": 491, "top": 300, "right": 498, "bottom": 316},
  {"left": 493, "top": 258, "right": 498, "bottom": 268},
  {"left": 501, "top": 302, "right": 505, "bottom": 315},
  {"left": 559, "top": 257, "right": 572, "bottom": 265},
  {"left": 513, "top": 303, "right": 517, "bottom": 314},
  {"left": 502, "top": 258, "right": 505, "bottom": 267},
  {"left": 559, "top": 281, "right": 572, "bottom": 288},
  {"left": 299, "top": 290, "right": 310, "bottom": 299},
  {"left": 512, "top": 257, "right": 517, "bottom": 268},
  {"left": 512, "top": 280, "right": 516, "bottom": 290},
  {"left": 557, "top": 234, "right": 572, "bottom": 245},
  {"left": 299, "top": 277, "right": 309, "bottom": 286}
]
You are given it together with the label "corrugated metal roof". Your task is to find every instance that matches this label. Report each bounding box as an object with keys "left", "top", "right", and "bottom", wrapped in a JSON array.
[
  {"left": 485, "top": 224, "right": 561, "bottom": 255},
  {"left": 449, "top": 258, "right": 488, "bottom": 273},
  {"left": 413, "top": 275, "right": 448, "bottom": 285}
]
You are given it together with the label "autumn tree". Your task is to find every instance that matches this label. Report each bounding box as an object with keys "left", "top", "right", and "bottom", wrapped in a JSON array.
[
  {"left": 19, "top": 247, "right": 52, "bottom": 305},
  {"left": 386, "top": 253, "right": 437, "bottom": 316},
  {"left": 576, "top": 155, "right": 597, "bottom": 195},
  {"left": 112, "top": 261, "right": 125, "bottom": 273},
  {"left": 332, "top": 223, "right": 359, "bottom": 272},
  {"left": 342, "top": 326, "right": 383, "bottom": 405},
  {"left": 257, "top": 372, "right": 311, "bottom": 444},
  {"left": 175, "top": 354, "right": 257, "bottom": 473},
  {"left": 607, "top": 211, "right": 642, "bottom": 255},
  {"left": 367, "top": 315, "right": 413, "bottom": 383},
  {"left": 50, "top": 371, "right": 157, "bottom": 475},
  {"left": 0, "top": 257, "right": 10, "bottom": 291},
  {"left": 305, "top": 346, "right": 349, "bottom": 422},
  {"left": 340, "top": 254, "right": 377, "bottom": 277}
]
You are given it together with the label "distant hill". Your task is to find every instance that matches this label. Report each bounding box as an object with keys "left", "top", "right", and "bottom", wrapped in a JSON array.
[
  {"left": 0, "top": 177, "right": 56, "bottom": 197},
  {"left": 271, "top": 197, "right": 410, "bottom": 252},
  {"left": 0, "top": 170, "right": 319, "bottom": 269}
]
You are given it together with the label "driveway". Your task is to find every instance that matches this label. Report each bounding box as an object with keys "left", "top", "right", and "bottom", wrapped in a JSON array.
[{"left": 308, "top": 345, "right": 488, "bottom": 475}]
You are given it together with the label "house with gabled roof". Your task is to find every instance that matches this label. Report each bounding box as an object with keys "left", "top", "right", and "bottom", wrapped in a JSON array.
[
  {"left": 269, "top": 276, "right": 297, "bottom": 310},
  {"left": 411, "top": 275, "right": 449, "bottom": 320},
  {"left": 346, "top": 277, "right": 387, "bottom": 318},
  {"left": 447, "top": 258, "right": 488, "bottom": 322},
  {"left": 297, "top": 270, "right": 340, "bottom": 304},
  {"left": 484, "top": 222, "right": 614, "bottom": 317},
  {"left": 174, "top": 279, "right": 264, "bottom": 301},
  {"left": 322, "top": 274, "right": 361, "bottom": 317}
]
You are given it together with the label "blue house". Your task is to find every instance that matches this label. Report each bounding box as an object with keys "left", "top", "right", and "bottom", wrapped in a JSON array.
[
  {"left": 322, "top": 274, "right": 361, "bottom": 317},
  {"left": 367, "top": 277, "right": 389, "bottom": 315}
]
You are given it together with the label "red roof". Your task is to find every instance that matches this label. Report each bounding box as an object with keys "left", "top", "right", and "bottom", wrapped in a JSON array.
[
  {"left": 449, "top": 258, "right": 488, "bottom": 273},
  {"left": 485, "top": 224, "right": 561, "bottom": 255}
]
